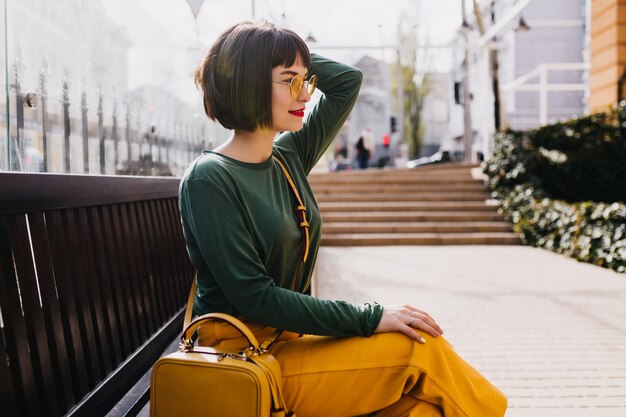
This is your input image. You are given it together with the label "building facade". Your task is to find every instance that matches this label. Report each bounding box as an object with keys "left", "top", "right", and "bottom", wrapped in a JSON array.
[
  {"left": 349, "top": 55, "right": 394, "bottom": 166},
  {"left": 420, "top": 73, "right": 451, "bottom": 157},
  {"left": 590, "top": 0, "right": 626, "bottom": 111},
  {"left": 449, "top": 0, "right": 588, "bottom": 158}
]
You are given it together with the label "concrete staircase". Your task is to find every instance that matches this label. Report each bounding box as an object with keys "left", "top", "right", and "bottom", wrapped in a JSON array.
[{"left": 309, "top": 163, "right": 520, "bottom": 246}]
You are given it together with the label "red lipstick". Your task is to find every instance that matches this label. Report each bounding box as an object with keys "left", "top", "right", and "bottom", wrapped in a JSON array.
[{"left": 288, "top": 108, "right": 305, "bottom": 117}]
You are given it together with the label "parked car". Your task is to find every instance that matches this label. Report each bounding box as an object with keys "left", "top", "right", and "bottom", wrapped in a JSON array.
[{"left": 406, "top": 150, "right": 451, "bottom": 168}]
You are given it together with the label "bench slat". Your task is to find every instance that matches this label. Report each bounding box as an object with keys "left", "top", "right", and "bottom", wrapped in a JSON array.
[
  {"left": 145, "top": 200, "right": 176, "bottom": 317},
  {"left": 89, "top": 205, "right": 124, "bottom": 369},
  {"left": 154, "top": 199, "right": 180, "bottom": 313},
  {"left": 64, "top": 208, "right": 105, "bottom": 386},
  {"left": 0, "top": 322, "right": 19, "bottom": 416},
  {"left": 118, "top": 203, "right": 148, "bottom": 344},
  {"left": 170, "top": 198, "right": 194, "bottom": 311},
  {"left": 135, "top": 202, "right": 163, "bottom": 329},
  {"left": 101, "top": 205, "right": 134, "bottom": 358},
  {"left": 0, "top": 220, "right": 22, "bottom": 416},
  {"left": 127, "top": 203, "right": 156, "bottom": 336},
  {"left": 163, "top": 199, "right": 187, "bottom": 298},
  {"left": 47, "top": 210, "right": 92, "bottom": 399},
  {"left": 68, "top": 309, "right": 185, "bottom": 417},
  {"left": 76, "top": 207, "right": 114, "bottom": 376},
  {"left": 30, "top": 211, "right": 79, "bottom": 410},
  {"left": 113, "top": 204, "right": 143, "bottom": 350},
  {"left": 8, "top": 214, "right": 64, "bottom": 415},
  {"left": 0, "top": 216, "right": 43, "bottom": 416},
  {"left": 109, "top": 205, "right": 137, "bottom": 358},
  {"left": 163, "top": 198, "right": 190, "bottom": 310}
]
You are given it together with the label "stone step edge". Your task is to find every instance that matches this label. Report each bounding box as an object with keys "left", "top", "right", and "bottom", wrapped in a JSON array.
[
  {"left": 321, "top": 234, "right": 521, "bottom": 246},
  {"left": 309, "top": 165, "right": 480, "bottom": 177},
  {"left": 311, "top": 183, "right": 491, "bottom": 194},
  {"left": 322, "top": 232, "right": 519, "bottom": 237},
  {"left": 323, "top": 224, "right": 513, "bottom": 233},
  {"left": 322, "top": 217, "right": 505, "bottom": 224},
  {"left": 317, "top": 197, "right": 492, "bottom": 203},
  {"left": 322, "top": 213, "right": 505, "bottom": 219},
  {"left": 309, "top": 175, "right": 484, "bottom": 185},
  {"left": 319, "top": 201, "right": 499, "bottom": 207},
  {"left": 316, "top": 192, "right": 492, "bottom": 197},
  {"left": 323, "top": 221, "right": 511, "bottom": 226},
  {"left": 319, "top": 207, "right": 500, "bottom": 213}
]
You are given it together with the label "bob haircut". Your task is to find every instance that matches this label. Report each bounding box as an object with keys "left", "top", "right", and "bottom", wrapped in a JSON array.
[{"left": 194, "top": 20, "right": 311, "bottom": 132}]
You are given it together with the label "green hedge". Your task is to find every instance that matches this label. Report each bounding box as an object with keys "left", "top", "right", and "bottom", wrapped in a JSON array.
[
  {"left": 485, "top": 110, "right": 626, "bottom": 202},
  {"left": 530, "top": 113, "right": 626, "bottom": 202},
  {"left": 495, "top": 185, "right": 625, "bottom": 272},
  {"left": 484, "top": 110, "right": 626, "bottom": 273}
]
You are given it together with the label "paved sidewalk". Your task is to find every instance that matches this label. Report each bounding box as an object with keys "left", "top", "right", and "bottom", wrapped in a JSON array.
[{"left": 314, "top": 245, "right": 626, "bottom": 417}]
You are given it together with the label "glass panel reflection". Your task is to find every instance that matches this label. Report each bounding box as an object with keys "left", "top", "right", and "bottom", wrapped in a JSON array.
[{"left": 2, "top": 0, "right": 227, "bottom": 176}]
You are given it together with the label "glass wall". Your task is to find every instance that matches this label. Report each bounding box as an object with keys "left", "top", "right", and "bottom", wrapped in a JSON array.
[
  {"left": 1, "top": 0, "right": 228, "bottom": 176},
  {"left": 1, "top": 0, "right": 7, "bottom": 171}
]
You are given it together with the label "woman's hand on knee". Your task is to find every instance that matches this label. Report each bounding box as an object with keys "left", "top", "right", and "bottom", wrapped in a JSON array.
[{"left": 373, "top": 305, "right": 443, "bottom": 344}]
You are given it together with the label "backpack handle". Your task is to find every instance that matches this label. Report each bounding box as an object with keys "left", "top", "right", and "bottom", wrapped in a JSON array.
[{"left": 180, "top": 312, "right": 260, "bottom": 352}]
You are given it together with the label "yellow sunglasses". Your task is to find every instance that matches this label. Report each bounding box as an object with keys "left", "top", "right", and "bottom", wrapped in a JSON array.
[{"left": 272, "top": 74, "right": 318, "bottom": 98}]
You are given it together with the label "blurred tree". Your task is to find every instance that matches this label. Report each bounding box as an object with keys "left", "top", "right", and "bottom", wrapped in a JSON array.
[
  {"left": 390, "top": 17, "right": 431, "bottom": 159},
  {"left": 472, "top": 0, "right": 509, "bottom": 131}
]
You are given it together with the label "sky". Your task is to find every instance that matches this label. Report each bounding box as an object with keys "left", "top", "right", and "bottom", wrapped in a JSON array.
[{"left": 101, "top": 0, "right": 465, "bottom": 107}]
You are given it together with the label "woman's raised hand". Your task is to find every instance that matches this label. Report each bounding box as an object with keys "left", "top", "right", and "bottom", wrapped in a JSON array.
[{"left": 373, "top": 305, "right": 444, "bottom": 344}]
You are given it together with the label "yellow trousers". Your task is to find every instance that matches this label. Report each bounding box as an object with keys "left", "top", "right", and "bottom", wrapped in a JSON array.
[{"left": 199, "top": 322, "right": 507, "bottom": 417}]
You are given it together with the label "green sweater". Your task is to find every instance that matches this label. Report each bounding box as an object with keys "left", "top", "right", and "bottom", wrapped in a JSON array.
[{"left": 179, "top": 54, "right": 383, "bottom": 337}]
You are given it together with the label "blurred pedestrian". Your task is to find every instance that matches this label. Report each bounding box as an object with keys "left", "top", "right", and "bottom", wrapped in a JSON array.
[
  {"left": 330, "top": 148, "right": 351, "bottom": 171},
  {"left": 355, "top": 135, "right": 370, "bottom": 169}
]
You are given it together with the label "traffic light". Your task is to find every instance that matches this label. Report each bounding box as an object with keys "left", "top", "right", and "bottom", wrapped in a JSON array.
[
  {"left": 382, "top": 134, "right": 390, "bottom": 147},
  {"left": 390, "top": 116, "right": 397, "bottom": 133},
  {"left": 454, "top": 82, "right": 462, "bottom": 104}
]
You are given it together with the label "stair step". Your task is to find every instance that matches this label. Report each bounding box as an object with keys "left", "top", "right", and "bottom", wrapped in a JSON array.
[
  {"left": 322, "top": 212, "right": 504, "bottom": 222},
  {"left": 309, "top": 163, "right": 480, "bottom": 178},
  {"left": 312, "top": 184, "right": 489, "bottom": 193},
  {"left": 311, "top": 164, "right": 514, "bottom": 246},
  {"left": 321, "top": 233, "right": 521, "bottom": 246},
  {"left": 310, "top": 177, "right": 480, "bottom": 185},
  {"left": 312, "top": 172, "right": 475, "bottom": 180},
  {"left": 316, "top": 192, "right": 491, "bottom": 202},
  {"left": 319, "top": 201, "right": 499, "bottom": 212},
  {"left": 323, "top": 222, "right": 513, "bottom": 234}
]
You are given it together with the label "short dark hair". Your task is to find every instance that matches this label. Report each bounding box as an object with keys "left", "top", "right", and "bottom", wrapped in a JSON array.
[{"left": 194, "top": 20, "right": 311, "bottom": 132}]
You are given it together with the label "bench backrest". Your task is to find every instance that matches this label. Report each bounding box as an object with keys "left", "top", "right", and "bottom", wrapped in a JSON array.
[{"left": 0, "top": 172, "right": 194, "bottom": 417}]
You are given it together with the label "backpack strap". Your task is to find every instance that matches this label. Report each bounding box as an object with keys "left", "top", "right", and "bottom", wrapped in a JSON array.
[
  {"left": 272, "top": 155, "right": 310, "bottom": 265},
  {"left": 183, "top": 273, "right": 197, "bottom": 329}
]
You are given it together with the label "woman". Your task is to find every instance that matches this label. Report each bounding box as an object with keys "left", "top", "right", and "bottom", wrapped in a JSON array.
[{"left": 179, "top": 19, "right": 507, "bottom": 417}]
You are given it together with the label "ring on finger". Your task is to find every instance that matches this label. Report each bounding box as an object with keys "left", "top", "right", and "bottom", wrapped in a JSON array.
[{"left": 409, "top": 316, "right": 415, "bottom": 327}]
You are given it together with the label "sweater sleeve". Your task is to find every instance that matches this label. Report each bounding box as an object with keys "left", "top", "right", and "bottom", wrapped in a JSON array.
[
  {"left": 180, "top": 176, "right": 382, "bottom": 337},
  {"left": 275, "top": 53, "right": 363, "bottom": 174}
]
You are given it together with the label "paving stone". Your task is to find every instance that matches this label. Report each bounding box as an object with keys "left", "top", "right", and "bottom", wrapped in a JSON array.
[{"left": 314, "top": 245, "right": 626, "bottom": 414}]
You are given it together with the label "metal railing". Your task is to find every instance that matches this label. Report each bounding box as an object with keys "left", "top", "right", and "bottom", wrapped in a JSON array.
[
  {"left": 503, "top": 62, "right": 589, "bottom": 126},
  {"left": 1, "top": 61, "right": 206, "bottom": 176}
]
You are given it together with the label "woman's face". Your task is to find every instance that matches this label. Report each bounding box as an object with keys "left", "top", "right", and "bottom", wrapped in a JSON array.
[{"left": 270, "top": 55, "right": 312, "bottom": 133}]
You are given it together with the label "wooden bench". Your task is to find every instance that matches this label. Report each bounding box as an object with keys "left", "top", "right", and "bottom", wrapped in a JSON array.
[{"left": 0, "top": 172, "right": 194, "bottom": 417}]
